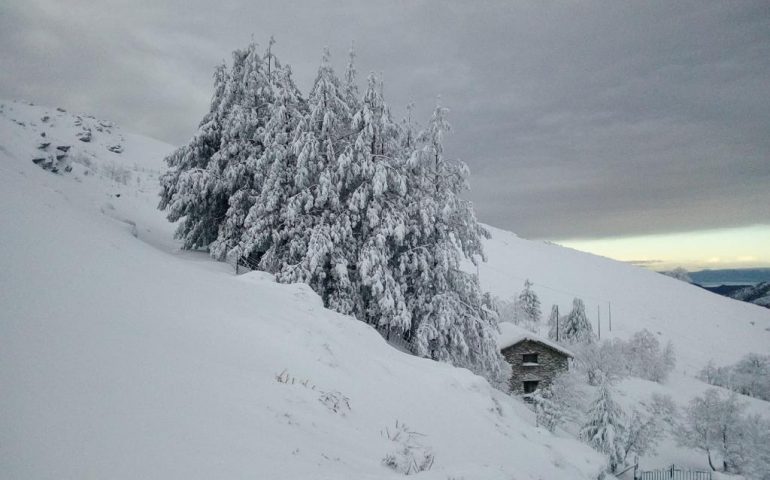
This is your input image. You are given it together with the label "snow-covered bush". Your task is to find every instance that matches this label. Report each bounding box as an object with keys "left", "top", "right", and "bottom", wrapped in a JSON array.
[
  {"left": 318, "top": 391, "right": 351, "bottom": 416},
  {"left": 274, "top": 369, "right": 316, "bottom": 389},
  {"left": 381, "top": 421, "right": 434, "bottom": 475},
  {"left": 276, "top": 370, "right": 351, "bottom": 416},
  {"left": 531, "top": 388, "right": 562, "bottom": 432},
  {"left": 102, "top": 161, "right": 131, "bottom": 185},
  {"left": 549, "top": 370, "right": 587, "bottom": 424}
]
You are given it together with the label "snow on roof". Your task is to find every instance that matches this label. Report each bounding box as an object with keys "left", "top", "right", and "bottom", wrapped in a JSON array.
[{"left": 497, "top": 322, "right": 574, "bottom": 357}]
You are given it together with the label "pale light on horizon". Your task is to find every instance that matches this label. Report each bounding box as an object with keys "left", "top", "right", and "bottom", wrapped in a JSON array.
[{"left": 557, "top": 224, "right": 770, "bottom": 271}]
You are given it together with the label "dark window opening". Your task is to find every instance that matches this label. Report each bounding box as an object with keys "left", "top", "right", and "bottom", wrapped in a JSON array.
[
  {"left": 522, "top": 353, "right": 539, "bottom": 364},
  {"left": 523, "top": 381, "right": 539, "bottom": 394}
]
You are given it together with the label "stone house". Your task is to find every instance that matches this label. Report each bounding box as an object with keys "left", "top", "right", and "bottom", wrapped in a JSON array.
[{"left": 498, "top": 323, "right": 573, "bottom": 395}]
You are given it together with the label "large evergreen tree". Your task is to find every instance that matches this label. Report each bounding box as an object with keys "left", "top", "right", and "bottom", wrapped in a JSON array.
[
  {"left": 342, "top": 74, "right": 410, "bottom": 329},
  {"left": 209, "top": 43, "right": 274, "bottom": 260},
  {"left": 159, "top": 42, "right": 505, "bottom": 383},
  {"left": 282, "top": 48, "right": 356, "bottom": 312},
  {"left": 580, "top": 381, "right": 626, "bottom": 472},
  {"left": 159, "top": 61, "right": 232, "bottom": 249},
  {"left": 400, "top": 102, "right": 501, "bottom": 380},
  {"left": 159, "top": 42, "right": 275, "bottom": 258},
  {"left": 236, "top": 64, "right": 307, "bottom": 270}
]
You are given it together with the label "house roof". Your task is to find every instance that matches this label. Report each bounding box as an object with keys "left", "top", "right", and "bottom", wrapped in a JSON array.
[{"left": 497, "top": 322, "right": 574, "bottom": 357}]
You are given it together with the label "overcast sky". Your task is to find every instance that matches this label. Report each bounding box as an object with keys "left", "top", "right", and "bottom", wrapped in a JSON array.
[{"left": 2, "top": 0, "right": 769, "bottom": 242}]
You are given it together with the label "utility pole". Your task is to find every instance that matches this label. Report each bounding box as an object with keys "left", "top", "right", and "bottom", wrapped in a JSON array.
[
  {"left": 608, "top": 301, "right": 612, "bottom": 331},
  {"left": 556, "top": 305, "right": 560, "bottom": 342},
  {"left": 597, "top": 305, "right": 601, "bottom": 340}
]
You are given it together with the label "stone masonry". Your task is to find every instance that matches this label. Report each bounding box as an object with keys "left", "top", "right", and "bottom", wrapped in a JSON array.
[{"left": 501, "top": 339, "right": 570, "bottom": 394}]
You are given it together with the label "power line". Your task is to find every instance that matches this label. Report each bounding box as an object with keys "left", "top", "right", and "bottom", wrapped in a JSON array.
[
  {"left": 479, "top": 262, "right": 610, "bottom": 305},
  {"left": 479, "top": 262, "right": 617, "bottom": 334}
]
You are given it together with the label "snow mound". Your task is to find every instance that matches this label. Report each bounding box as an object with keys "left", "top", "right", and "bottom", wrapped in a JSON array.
[{"left": 1, "top": 100, "right": 603, "bottom": 479}]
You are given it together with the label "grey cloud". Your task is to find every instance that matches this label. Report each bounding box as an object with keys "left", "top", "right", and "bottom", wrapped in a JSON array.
[{"left": 1, "top": 0, "right": 768, "bottom": 240}]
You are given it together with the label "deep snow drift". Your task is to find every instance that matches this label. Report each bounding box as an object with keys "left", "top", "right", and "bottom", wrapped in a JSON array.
[{"left": 1, "top": 101, "right": 604, "bottom": 479}]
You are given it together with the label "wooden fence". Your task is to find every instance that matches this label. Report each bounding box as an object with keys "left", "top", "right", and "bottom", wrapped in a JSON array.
[
  {"left": 229, "top": 253, "right": 260, "bottom": 274},
  {"left": 639, "top": 465, "right": 711, "bottom": 480}
]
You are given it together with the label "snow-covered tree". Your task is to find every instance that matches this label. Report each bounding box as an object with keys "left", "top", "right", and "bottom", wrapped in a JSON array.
[
  {"left": 732, "top": 353, "right": 770, "bottom": 400},
  {"left": 678, "top": 388, "right": 748, "bottom": 472},
  {"left": 662, "top": 267, "right": 692, "bottom": 283},
  {"left": 624, "top": 329, "right": 676, "bottom": 383},
  {"left": 398, "top": 102, "right": 419, "bottom": 154},
  {"left": 236, "top": 64, "right": 307, "bottom": 271},
  {"left": 573, "top": 339, "right": 628, "bottom": 386},
  {"left": 735, "top": 414, "right": 770, "bottom": 479},
  {"left": 263, "top": 47, "right": 354, "bottom": 307},
  {"left": 547, "top": 304, "right": 561, "bottom": 341},
  {"left": 516, "top": 279, "right": 541, "bottom": 332},
  {"left": 698, "top": 359, "right": 721, "bottom": 385},
  {"left": 159, "top": 42, "right": 506, "bottom": 384},
  {"left": 621, "top": 393, "right": 676, "bottom": 462},
  {"left": 159, "top": 61, "right": 232, "bottom": 249},
  {"left": 562, "top": 298, "right": 595, "bottom": 344},
  {"left": 697, "top": 354, "right": 770, "bottom": 401},
  {"left": 341, "top": 73, "right": 410, "bottom": 328},
  {"left": 580, "top": 381, "right": 625, "bottom": 472},
  {"left": 209, "top": 43, "right": 275, "bottom": 261},
  {"left": 550, "top": 370, "right": 587, "bottom": 424},
  {"left": 343, "top": 42, "right": 360, "bottom": 113},
  {"left": 400, "top": 101, "right": 502, "bottom": 381},
  {"left": 160, "top": 41, "right": 276, "bottom": 259}
]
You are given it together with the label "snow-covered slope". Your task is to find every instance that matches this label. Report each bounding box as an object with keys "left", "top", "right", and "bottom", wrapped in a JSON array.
[
  {"left": 0, "top": 100, "right": 604, "bottom": 479},
  {"left": 478, "top": 228, "right": 770, "bottom": 473},
  {"left": 478, "top": 226, "right": 770, "bottom": 373}
]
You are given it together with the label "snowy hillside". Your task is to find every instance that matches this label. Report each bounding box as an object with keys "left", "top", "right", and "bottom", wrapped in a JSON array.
[
  {"left": 3, "top": 99, "right": 768, "bottom": 478},
  {"left": 476, "top": 227, "right": 770, "bottom": 473},
  {"left": 0, "top": 100, "right": 604, "bottom": 479},
  {"left": 477, "top": 226, "right": 770, "bottom": 373}
]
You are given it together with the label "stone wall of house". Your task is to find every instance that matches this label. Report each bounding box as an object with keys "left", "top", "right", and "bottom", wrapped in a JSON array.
[{"left": 501, "top": 340, "right": 569, "bottom": 394}]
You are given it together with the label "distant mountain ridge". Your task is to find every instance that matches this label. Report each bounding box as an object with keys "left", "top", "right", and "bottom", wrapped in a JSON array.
[
  {"left": 731, "top": 282, "right": 770, "bottom": 309},
  {"left": 689, "top": 267, "right": 770, "bottom": 285}
]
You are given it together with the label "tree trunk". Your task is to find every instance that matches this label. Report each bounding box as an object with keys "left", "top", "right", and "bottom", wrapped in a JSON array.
[
  {"left": 707, "top": 449, "right": 716, "bottom": 471},
  {"left": 722, "top": 431, "right": 729, "bottom": 472}
]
